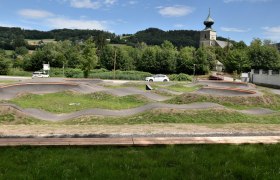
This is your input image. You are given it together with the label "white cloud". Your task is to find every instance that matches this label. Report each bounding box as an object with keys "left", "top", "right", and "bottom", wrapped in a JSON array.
[
  {"left": 224, "top": 0, "right": 271, "bottom": 3},
  {"left": 18, "top": 9, "right": 54, "bottom": 19},
  {"left": 221, "top": 27, "right": 251, "bottom": 32},
  {"left": 69, "top": 0, "right": 101, "bottom": 9},
  {"left": 158, "top": 5, "right": 194, "bottom": 17},
  {"left": 263, "top": 26, "right": 280, "bottom": 41},
  {"left": 128, "top": 1, "right": 137, "bottom": 5},
  {"left": 67, "top": 0, "right": 117, "bottom": 9},
  {"left": 174, "top": 24, "right": 185, "bottom": 28},
  {"left": 47, "top": 17, "right": 107, "bottom": 30},
  {"left": 18, "top": 8, "right": 108, "bottom": 30},
  {"left": 104, "top": 0, "right": 117, "bottom": 5}
]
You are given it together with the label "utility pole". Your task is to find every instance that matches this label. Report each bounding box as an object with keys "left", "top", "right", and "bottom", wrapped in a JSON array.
[
  {"left": 193, "top": 64, "right": 196, "bottom": 83},
  {"left": 113, "top": 49, "right": 117, "bottom": 80}
]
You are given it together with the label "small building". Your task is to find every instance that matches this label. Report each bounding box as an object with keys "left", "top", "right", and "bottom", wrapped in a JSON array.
[{"left": 200, "top": 9, "right": 230, "bottom": 48}]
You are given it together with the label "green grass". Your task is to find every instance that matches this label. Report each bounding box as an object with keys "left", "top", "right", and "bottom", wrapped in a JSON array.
[
  {"left": 4, "top": 50, "right": 14, "bottom": 56},
  {"left": 63, "top": 109, "right": 280, "bottom": 125},
  {"left": 0, "top": 80, "right": 19, "bottom": 85},
  {"left": 101, "top": 82, "right": 200, "bottom": 93},
  {"left": 9, "top": 91, "right": 149, "bottom": 113},
  {"left": 1, "top": 145, "right": 280, "bottom": 179},
  {"left": 163, "top": 83, "right": 201, "bottom": 92},
  {"left": 2, "top": 109, "right": 280, "bottom": 125},
  {"left": 167, "top": 91, "right": 280, "bottom": 111},
  {"left": 7, "top": 68, "right": 32, "bottom": 77},
  {"left": 0, "top": 113, "right": 44, "bottom": 125}
]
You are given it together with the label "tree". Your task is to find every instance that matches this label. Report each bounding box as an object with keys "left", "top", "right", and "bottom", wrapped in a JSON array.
[
  {"left": 194, "top": 48, "right": 209, "bottom": 75},
  {"left": 80, "top": 38, "right": 98, "bottom": 78},
  {"left": 137, "top": 46, "right": 160, "bottom": 73},
  {"left": 0, "top": 53, "right": 10, "bottom": 75},
  {"left": 177, "top": 46, "right": 196, "bottom": 74},
  {"left": 157, "top": 41, "right": 177, "bottom": 73},
  {"left": 224, "top": 49, "right": 250, "bottom": 73},
  {"left": 248, "top": 39, "right": 280, "bottom": 70}
]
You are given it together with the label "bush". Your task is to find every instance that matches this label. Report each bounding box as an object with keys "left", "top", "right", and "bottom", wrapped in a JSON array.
[
  {"left": 65, "top": 68, "right": 83, "bottom": 78},
  {"left": 169, "top": 73, "right": 192, "bottom": 81},
  {"left": 0, "top": 59, "right": 10, "bottom": 75},
  {"left": 7, "top": 68, "right": 32, "bottom": 76},
  {"left": 89, "top": 70, "right": 152, "bottom": 80}
]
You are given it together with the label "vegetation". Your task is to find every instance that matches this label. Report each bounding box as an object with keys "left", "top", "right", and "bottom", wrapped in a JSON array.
[
  {"left": 167, "top": 91, "right": 280, "bottom": 110},
  {"left": 1, "top": 145, "right": 280, "bottom": 179},
  {"left": 10, "top": 92, "right": 149, "bottom": 113},
  {"left": 0, "top": 26, "right": 280, "bottom": 79},
  {"left": 61, "top": 109, "right": 280, "bottom": 125},
  {"left": 1, "top": 107, "right": 280, "bottom": 125}
]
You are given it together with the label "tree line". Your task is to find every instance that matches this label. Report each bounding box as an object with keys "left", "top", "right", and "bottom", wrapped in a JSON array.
[
  {"left": 0, "top": 26, "right": 232, "bottom": 51},
  {"left": 1, "top": 37, "right": 279, "bottom": 77}
]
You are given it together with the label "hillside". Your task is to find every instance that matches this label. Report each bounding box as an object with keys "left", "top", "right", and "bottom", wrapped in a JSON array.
[{"left": 0, "top": 26, "right": 231, "bottom": 50}]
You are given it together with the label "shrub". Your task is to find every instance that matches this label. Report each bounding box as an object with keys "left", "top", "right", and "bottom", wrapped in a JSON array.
[
  {"left": 169, "top": 73, "right": 192, "bottom": 81},
  {"left": 89, "top": 70, "right": 152, "bottom": 80},
  {"left": 0, "top": 59, "right": 10, "bottom": 75},
  {"left": 7, "top": 68, "right": 32, "bottom": 76},
  {"left": 65, "top": 68, "right": 83, "bottom": 78}
]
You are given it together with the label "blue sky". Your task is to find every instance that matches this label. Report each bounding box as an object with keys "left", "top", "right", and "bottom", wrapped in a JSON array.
[{"left": 0, "top": 0, "right": 279, "bottom": 44}]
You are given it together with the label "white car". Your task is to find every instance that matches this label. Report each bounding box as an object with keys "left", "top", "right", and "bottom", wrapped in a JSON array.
[
  {"left": 32, "top": 71, "right": 49, "bottom": 78},
  {"left": 145, "top": 74, "right": 169, "bottom": 82}
]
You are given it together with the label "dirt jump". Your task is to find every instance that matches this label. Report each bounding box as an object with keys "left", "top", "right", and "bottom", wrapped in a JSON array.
[{"left": 0, "top": 78, "right": 272, "bottom": 121}]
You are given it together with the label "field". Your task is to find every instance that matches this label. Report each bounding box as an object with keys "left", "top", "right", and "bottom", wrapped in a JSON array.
[
  {"left": 0, "top": 144, "right": 280, "bottom": 179},
  {"left": 10, "top": 92, "right": 149, "bottom": 113}
]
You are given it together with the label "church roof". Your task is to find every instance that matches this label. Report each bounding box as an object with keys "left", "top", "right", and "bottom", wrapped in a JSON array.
[
  {"left": 215, "top": 40, "right": 230, "bottom": 48},
  {"left": 203, "top": 9, "right": 214, "bottom": 31}
]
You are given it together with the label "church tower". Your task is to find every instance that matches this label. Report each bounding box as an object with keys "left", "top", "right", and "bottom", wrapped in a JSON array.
[{"left": 200, "top": 9, "right": 217, "bottom": 47}]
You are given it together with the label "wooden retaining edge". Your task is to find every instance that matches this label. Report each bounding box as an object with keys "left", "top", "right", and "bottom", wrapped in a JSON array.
[{"left": 1, "top": 136, "right": 280, "bottom": 146}]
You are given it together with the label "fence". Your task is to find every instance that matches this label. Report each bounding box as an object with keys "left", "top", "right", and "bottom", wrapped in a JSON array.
[{"left": 250, "top": 69, "right": 280, "bottom": 88}]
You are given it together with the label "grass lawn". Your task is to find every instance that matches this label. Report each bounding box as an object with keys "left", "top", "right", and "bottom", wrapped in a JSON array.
[
  {"left": 0, "top": 80, "right": 19, "bottom": 85},
  {"left": 101, "top": 81, "right": 200, "bottom": 93},
  {"left": 0, "top": 145, "right": 280, "bottom": 179},
  {"left": 167, "top": 90, "right": 280, "bottom": 111},
  {"left": 63, "top": 109, "right": 280, "bottom": 125},
  {"left": 9, "top": 91, "right": 149, "bottom": 113},
  {"left": 1, "top": 109, "right": 280, "bottom": 125}
]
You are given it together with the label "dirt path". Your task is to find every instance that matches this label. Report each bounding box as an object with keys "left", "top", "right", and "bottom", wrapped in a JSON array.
[
  {"left": 1, "top": 124, "right": 280, "bottom": 137},
  {"left": 1, "top": 136, "right": 280, "bottom": 146}
]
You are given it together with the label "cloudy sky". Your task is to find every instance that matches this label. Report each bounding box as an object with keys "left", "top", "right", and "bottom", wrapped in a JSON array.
[{"left": 0, "top": 0, "right": 279, "bottom": 44}]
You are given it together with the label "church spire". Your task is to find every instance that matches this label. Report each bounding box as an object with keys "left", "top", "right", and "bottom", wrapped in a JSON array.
[{"left": 204, "top": 8, "right": 214, "bottom": 30}]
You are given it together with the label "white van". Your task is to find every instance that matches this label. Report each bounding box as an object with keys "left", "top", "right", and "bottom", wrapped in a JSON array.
[{"left": 32, "top": 71, "right": 49, "bottom": 78}]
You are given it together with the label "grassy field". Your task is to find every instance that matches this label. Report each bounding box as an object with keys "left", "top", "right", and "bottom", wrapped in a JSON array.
[
  {"left": 1, "top": 109, "right": 280, "bottom": 125},
  {"left": 0, "top": 144, "right": 280, "bottom": 179},
  {"left": 102, "top": 82, "right": 200, "bottom": 93},
  {"left": 10, "top": 92, "right": 149, "bottom": 113},
  {"left": 0, "top": 80, "right": 19, "bottom": 85},
  {"left": 26, "top": 39, "right": 56, "bottom": 45},
  {"left": 167, "top": 90, "right": 280, "bottom": 111}
]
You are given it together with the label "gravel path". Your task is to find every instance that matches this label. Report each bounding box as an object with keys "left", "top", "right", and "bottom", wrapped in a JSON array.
[{"left": 1, "top": 136, "right": 280, "bottom": 146}]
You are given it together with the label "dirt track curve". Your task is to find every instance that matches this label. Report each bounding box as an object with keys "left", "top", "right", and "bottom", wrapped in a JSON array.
[{"left": 0, "top": 103, "right": 276, "bottom": 121}]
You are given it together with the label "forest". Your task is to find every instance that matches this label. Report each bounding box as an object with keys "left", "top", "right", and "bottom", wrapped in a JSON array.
[{"left": 0, "top": 26, "right": 279, "bottom": 78}]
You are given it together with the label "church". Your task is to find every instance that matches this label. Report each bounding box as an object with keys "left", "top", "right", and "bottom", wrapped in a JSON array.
[{"left": 200, "top": 10, "right": 230, "bottom": 48}]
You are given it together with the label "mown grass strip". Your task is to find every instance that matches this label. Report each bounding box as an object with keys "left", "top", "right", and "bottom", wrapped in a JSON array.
[{"left": 0, "top": 145, "right": 280, "bottom": 179}]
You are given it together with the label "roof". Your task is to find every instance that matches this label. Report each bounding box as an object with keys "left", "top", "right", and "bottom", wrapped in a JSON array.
[{"left": 215, "top": 40, "right": 230, "bottom": 48}]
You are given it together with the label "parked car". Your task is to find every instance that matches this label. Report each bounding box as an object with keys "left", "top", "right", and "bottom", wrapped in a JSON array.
[
  {"left": 145, "top": 74, "right": 169, "bottom": 82},
  {"left": 32, "top": 71, "right": 49, "bottom": 78}
]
